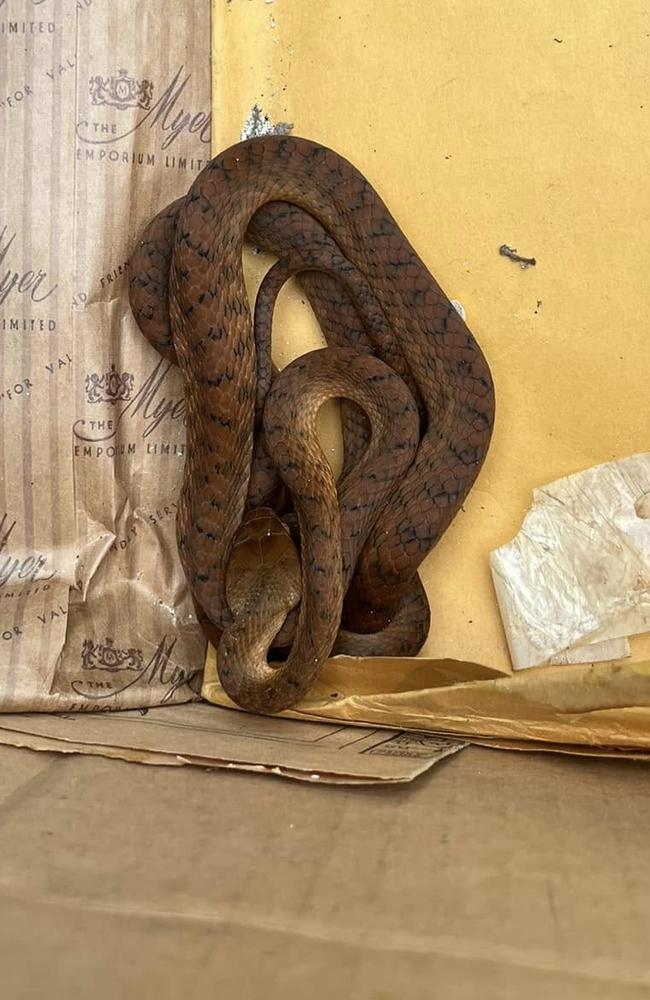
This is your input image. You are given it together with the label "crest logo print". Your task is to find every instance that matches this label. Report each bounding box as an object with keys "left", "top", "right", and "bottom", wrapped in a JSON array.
[
  {"left": 85, "top": 364, "right": 134, "bottom": 405},
  {"left": 81, "top": 637, "right": 144, "bottom": 673},
  {"left": 89, "top": 69, "right": 154, "bottom": 111}
]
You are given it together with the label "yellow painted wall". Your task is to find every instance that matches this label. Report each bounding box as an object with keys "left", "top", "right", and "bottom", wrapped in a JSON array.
[{"left": 212, "top": 0, "right": 649, "bottom": 669}]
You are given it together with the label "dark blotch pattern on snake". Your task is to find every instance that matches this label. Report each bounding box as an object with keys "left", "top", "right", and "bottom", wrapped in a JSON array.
[{"left": 128, "top": 135, "right": 495, "bottom": 714}]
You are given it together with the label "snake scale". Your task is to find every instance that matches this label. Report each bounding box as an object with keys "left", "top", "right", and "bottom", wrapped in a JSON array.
[{"left": 128, "top": 135, "right": 495, "bottom": 714}]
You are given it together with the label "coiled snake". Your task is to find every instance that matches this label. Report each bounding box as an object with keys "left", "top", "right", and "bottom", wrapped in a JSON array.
[{"left": 129, "top": 135, "right": 495, "bottom": 714}]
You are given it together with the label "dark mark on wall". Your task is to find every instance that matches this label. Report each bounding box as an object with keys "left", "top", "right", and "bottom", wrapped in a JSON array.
[
  {"left": 240, "top": 104, "right": 293, "bottom": 140},
  {"left": 499, "top": 243, "right": 537, "bottom": 269}
]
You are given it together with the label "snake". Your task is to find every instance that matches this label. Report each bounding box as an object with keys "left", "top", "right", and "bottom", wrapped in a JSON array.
[{"left": 128, "top": 134, "right": 495, "bottom": 714}]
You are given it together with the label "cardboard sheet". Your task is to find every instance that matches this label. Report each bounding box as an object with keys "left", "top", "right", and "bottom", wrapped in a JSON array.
[
  {"left": 1, "top": 743, "right": 649, "bottom": 999},
  {"left": 0, "top": 702, "right": 466, "bottom": 784}
]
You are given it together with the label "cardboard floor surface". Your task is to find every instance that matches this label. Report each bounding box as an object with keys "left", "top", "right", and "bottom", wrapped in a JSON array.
[{"left": 1, "top": 744, "right": 648, "bottom": 999}]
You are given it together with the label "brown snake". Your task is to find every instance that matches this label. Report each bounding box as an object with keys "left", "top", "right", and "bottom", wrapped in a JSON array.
[{"left": 128, "top": 135, "right": 495, "bottom": 714}]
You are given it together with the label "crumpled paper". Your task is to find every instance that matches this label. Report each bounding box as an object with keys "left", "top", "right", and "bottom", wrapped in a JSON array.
[{"left": 490, "top": 454, "right": 650, "bottom": 669}]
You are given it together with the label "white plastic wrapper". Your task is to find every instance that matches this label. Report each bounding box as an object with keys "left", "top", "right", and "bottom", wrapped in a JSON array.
[{"left": 490, "top": 454, "right": 650, "bottom": 670}]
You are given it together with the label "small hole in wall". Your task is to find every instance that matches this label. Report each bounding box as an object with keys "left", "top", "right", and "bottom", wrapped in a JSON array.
[{"left": 635, "top": 494, "right": 650, "bottom": 519}]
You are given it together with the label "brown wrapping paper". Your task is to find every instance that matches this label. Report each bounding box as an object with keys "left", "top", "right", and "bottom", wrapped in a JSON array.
[
  {"left": 0, "top": 0, "right": 209, "bottom": 709},
  {"left": 204, "top": 653, "right": 650, "bottom": 751}
]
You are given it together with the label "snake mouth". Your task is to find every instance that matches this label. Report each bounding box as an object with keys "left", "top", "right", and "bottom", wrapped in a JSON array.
[{"left": 267, "top": 646, "right": 290, "bottom": 663}]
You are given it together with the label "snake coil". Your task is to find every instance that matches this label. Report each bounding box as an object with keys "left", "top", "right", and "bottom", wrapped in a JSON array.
[{"left": 129, "top": 135, "right": 495, "bottom": 714}]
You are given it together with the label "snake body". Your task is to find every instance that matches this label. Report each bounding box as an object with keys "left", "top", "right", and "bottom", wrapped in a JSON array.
[{"left": 129, "top": 135, "right": 495, "bottom": 714}]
